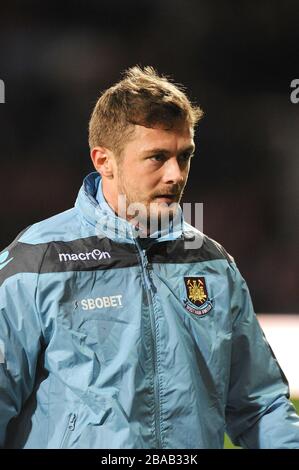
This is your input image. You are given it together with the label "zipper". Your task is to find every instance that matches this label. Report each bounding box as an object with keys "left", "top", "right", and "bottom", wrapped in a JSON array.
[
  {"left": 60, "top": 413, "right": 77, "bottom": 448},
  {"left": 135, "top": 242, "right": 162, "bottom": 449}
]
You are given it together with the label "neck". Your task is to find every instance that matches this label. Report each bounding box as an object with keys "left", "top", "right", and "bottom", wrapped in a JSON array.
[{"left": 102, "top": 178, "right": 120, "bottom": 215}]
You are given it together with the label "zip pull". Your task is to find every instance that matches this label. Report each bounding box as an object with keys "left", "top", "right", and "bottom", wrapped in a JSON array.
[
  {"left": 68, "top": 413, "right": 77, "bottom": 431},
  {"left": 141, "top": 249, "right": 152, "bottom": 290},
  {"left": 142, "top": 249, "right": 148, "bottom": 268},
  {"left": 142, "top": 249, "right": 156, "bottom": 292}
]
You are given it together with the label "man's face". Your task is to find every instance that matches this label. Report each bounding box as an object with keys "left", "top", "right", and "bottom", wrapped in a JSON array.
[{"left": 106, "top": 122, "right": 195, "bottom": 228}]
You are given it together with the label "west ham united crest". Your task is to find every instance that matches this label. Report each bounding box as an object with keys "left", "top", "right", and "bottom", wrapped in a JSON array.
[{"left": 183, "top": 276, "right": 213, "bottom": 316}]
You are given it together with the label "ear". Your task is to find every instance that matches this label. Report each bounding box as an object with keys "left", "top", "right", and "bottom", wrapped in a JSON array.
[{"left": 90, "top": 147, "right": 114, "bottom": 178}]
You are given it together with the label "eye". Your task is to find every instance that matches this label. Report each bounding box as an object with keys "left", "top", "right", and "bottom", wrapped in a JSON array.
[
  {"left": 179, "top": 152, "right": 194, "bottom": 163},
  {"left": 150, "top": 153, "right": 166, "bottom": 162}
]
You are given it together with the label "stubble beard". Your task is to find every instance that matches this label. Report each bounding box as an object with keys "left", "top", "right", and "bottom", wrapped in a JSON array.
[{"left": 116, "top": 166, "right": 184, "bottom": 235}]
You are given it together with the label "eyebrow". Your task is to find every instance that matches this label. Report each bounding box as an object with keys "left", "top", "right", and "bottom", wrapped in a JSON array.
[{"left": 142, "top": 145, "right": 195, "bottom": 156}]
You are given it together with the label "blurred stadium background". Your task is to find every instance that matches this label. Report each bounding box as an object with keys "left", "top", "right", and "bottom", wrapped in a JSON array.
[{"left": 0, "top": 0, "right": 298, "bottom": 449}]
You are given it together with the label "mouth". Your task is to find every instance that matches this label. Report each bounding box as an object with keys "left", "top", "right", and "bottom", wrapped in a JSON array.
[{"left": 153, "top": 194, "right": 178, "bottom": 204}]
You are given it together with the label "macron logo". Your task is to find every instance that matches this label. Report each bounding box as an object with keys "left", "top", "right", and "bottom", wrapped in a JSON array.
[
  {"left": 0, "top": 251, "right": 13, "bottom": 270},
  {"left": 58, "top": 248, "right": 111, "bottom": 262}
]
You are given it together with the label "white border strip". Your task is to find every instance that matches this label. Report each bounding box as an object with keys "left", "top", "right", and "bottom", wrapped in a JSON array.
[{"left": 258, "top": 314, "right": 299, "bottom": 397}]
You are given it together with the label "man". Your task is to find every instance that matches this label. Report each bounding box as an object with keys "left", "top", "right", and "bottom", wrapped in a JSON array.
[{"left": 0, "top": 66, "right": 299, "bottom": 449}]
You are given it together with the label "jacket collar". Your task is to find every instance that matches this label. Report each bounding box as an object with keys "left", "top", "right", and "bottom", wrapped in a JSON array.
[{"left": 75, "top": 172, "right": 185, "bottom": 244}]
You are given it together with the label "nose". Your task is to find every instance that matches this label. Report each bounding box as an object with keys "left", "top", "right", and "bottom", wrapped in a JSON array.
[{"left": 162, "top": 157, "right": 185, "bottom": 185}]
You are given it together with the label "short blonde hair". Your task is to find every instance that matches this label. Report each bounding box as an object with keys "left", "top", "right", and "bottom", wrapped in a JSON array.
[{"left": 88, "top": 65, "right": 203, "bottom": 156}]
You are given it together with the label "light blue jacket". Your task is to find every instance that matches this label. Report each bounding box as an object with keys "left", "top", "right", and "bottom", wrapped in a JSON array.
[{"left": 0, "top": 172, "right": 299, "bottom": 449}]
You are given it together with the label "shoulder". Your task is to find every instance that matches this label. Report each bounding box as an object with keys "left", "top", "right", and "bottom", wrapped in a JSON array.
[
  {"left": 19, "top": 207, "right": 81, "bottom": 244},
  {"left": 181, "top": 221, "right": 234, "bottom": 264},
  {"left": 0, "top": 207, "right": 85, "bottom": 287}
]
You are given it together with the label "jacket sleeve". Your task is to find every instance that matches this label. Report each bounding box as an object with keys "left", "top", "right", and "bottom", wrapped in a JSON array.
[
  {"left": 0, "top": 250, "right": 43, "bottom": 448},
  {"left": 225, "top": 262, "right": 299, "bottom": 448}
]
